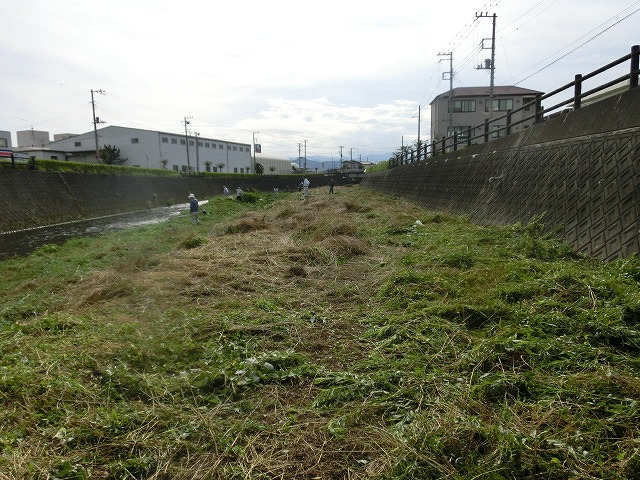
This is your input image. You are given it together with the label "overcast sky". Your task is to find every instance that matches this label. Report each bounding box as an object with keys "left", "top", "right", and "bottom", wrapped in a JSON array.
[{"left": 2, "top": 0, "right": 638, "bottom": 163}]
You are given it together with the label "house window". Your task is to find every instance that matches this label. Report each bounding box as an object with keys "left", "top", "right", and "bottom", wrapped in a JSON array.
[
  {"left": 171, "top": 138, "right": 177, "bottom": 144},
  {"left": 205, "top": 142, "right": 210, "bottom": 148},
  {"left": 523, "top": 97, "right": 535, "bottom": 111},
  {"left": 0, "top": 138, "right": 7, "bottom": 147},
  {"left": 213, "top": 166, "right": 218, "bottom": 172},
  {"left": 227, "top": 145, "right": 231, "bottom": 150},
  {"left": 233, "top": 146, "right": 237, "bottom": 151},
  {"left": 189, "top": 140, "right": 194, "bottom": 146},
  {"left": 451, "top": 99, "right": 476, "bottom": 112},
  {"left": 485, "top": 99, "right": 513, "bottom": 112},
  {"left": 51, "top": 155, "right": 58, "bottom": 160},
  {"left": 173, "top": 165, "right": 179, "bottom": 171},
  {"left": 197, "top": 141, "right": 203, "bottom": 147},
  {"left": 448, "top": 126, "right": 471, "bottom": 139},
  {"left": 131, "top": 138, "right": 139, "bottom": 144},
  {"left": 75, "top": 141, "right": 82, "bottom": 147},
  {"left": 212, "top": 143, "right": 217, "bottom": 149},
  {"left": 180, "top": 139, "right": 186, "bottom": 145},
  {"left": 234, "top": 167, "right": 238, "bottom": 173},
  {"left": 219, "top": 144, "right": 223, "bottom": 149},
  {"left": 161, "top": 136, "right": 168, "bottom": 143},
  {"left": 491, "top": 125, "right": 505, "bottom": 138}
]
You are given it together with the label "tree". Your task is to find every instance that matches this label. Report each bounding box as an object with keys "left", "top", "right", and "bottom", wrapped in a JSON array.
[
  {"left": 216, "top": 162, "right": 225, "bottom": 172},
  {"left": 389, "top": 145, "right": 411, "bottom": 168},
  {"left": 254, "top": 162, "right": 264, "bottom": 175},
  {"left": 99, "top": 145, "right": 127, "bottom": 165}
]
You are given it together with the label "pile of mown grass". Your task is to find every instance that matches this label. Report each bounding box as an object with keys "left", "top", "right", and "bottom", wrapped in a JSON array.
[{"left": 0, "top": 187, "right": 638, "bottom": 479}]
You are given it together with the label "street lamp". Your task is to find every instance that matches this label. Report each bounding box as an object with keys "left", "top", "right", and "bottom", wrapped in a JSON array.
[{"left": 183, "top": 116, "right": 192, "bottom": 173}]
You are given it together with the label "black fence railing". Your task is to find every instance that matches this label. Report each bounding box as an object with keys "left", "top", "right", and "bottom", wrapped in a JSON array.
[{"left": 390, "top": 44, "right": 640, "bottom": 168}]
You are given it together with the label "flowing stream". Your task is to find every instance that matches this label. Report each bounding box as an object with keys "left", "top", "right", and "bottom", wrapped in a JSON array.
[{"left": 0, "top": 202, "right": 206, "bottom": 260}]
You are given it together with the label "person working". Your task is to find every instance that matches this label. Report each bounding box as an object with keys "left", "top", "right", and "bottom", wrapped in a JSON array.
[{"left": 188, "top": 193, "right": 199, "bottom": 224}]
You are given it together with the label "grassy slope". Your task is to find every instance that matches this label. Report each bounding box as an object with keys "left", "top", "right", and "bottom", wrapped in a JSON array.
[{"left": 1, "top": 186, "right": 639, "bottom": 479}]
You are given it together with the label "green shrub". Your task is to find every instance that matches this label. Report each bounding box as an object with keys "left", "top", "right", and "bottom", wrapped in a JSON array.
[{"left": 178, "top": 236, "right": 206, "bottom": 249}]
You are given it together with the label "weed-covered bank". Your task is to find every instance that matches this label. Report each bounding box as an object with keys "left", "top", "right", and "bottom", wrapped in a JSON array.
[{"left": 1, "top": 186, "right": 639, "bottom": 479}]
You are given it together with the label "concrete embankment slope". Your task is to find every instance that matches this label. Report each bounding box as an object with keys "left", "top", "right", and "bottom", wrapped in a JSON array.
[
  {"left": 362, "top": 88, "right": 640, "bottom": 261},
  {"left": 0, "top": 172, "right": 326, "bottom": 232}
]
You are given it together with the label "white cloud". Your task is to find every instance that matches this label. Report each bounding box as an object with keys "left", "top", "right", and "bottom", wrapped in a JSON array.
[
  {"left": 234, "top": 97, "right": 416, "bottom": 157},
  {"left": 1, "top": 0, "right": 638, "bottom": 161}
]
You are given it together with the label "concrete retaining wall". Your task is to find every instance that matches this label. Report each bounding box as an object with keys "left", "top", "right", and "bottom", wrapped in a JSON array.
[
  {"left": 0, "top": 172, "right": 329, "bottom": 232},
  {"left": 363, "top": 88, "right": 640, "bottom": 261}
]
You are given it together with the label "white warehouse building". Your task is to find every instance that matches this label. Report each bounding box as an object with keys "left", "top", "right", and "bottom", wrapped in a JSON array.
[{"left": 46, "top": 125, "right": 257, "bottom": 173}]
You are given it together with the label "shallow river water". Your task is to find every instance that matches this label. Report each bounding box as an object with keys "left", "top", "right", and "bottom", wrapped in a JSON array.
[{"left": 0, "top": 202, "right": 203, "bottom": 260}]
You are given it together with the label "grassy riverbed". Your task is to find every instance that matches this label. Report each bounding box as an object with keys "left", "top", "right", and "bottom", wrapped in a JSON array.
[{"left": 1, "top": 186, "right": 639, "bottom": 479}]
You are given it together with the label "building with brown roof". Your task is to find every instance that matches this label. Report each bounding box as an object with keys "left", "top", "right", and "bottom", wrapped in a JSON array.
[{"left": 430, "top": 86, "right": 543, "bottom": 144}]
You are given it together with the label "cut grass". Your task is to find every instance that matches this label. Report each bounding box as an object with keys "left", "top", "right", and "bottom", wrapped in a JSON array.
[{"left": 1, "top": 186, "right": 639, "bottom": 479}]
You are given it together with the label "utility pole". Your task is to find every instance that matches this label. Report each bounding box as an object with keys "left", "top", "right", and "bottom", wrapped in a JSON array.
[
  {"left": 412, "top": 105, "right": 422, "bottom": 149},
  {"left": 438, "top": 52, "right": 453, "bottom": 137},
  {"left": 418, "top": 105, "right": 421, "bottom": 148},
  {"left": 298, "top": 142, "right": 302, "bottom": 169},
  {"left": 476, "top": 12, "right": 497, "bottom": 121},
  {"left": 194, "top": 132, "right": 200, "bottom": 174},
  {"left": 303, "top": 139, "right": 307, "bottom": 171},
  {"left": 252, "top": 131, "right": 260, "bottom": 173},
  {"left": 339, "top": 146, "right": 344, "bottom": 169},
  {"left": 90, "top": 89, "right": 105, "bottom": 161},
  {"left": 183, "top": 116, "right": 192, "bottom": 173}
]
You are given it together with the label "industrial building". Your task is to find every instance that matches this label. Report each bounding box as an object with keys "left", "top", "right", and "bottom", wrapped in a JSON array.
[
  {"left": 6, "top": 126, "right": 291, "bottom": 175},
  {"left": 0, "top": 130, "right": 11, "bottom": 149},
  {"left": 45, "top": 126, "right": 254, "bottom": 173}
]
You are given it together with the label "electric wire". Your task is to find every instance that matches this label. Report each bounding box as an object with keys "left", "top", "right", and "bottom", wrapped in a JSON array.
[
  {"left": 512, "top": 2, "right": 640, "bottom": 85},
  {"left": 498, "top": 0, "right": 559, "bottom": 37}
]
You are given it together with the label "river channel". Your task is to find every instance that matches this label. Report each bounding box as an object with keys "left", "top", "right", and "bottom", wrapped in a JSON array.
[{"left": 0, "top": 201, "right": 206, "bottom": 261}]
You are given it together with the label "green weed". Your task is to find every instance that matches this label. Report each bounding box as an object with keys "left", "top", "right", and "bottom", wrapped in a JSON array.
[{"left": 1, "top": 187, "right": 639, "bottom": 478}]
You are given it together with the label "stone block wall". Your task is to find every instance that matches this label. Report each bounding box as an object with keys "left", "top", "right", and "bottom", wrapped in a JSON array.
[
  {"left": 0, "top": 172, "right": 328, "bottom": 232},
  {"left": 363, "top": 89, "right": 640, "bottom": 261}
]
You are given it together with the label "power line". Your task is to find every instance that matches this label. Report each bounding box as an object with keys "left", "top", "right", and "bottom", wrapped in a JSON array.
[
  {"left": 418, "top": 66, "right": 443, "bottom": 108},
  {"left": 431, "top": 0, "right": 505, "bottom": 98},
  {"left": 513, "top": 2, "right": 640, "bottom": 85},
  {"left": 441, "top": 0, "right": 501, "bottom": 53},
  {"left": 499, "top": 0, "right": 557, "bottom": 36}
]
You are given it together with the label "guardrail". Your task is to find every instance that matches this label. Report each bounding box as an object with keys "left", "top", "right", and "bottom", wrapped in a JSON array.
[
  {"left": 0, "top": 152, "right": 36, "bottom": 169},
  {"left": 390, "top": 44, "right": 639, "bottom": 167}
]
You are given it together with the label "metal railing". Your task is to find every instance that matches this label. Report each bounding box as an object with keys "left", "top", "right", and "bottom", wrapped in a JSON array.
[{"left": 390, "top": 44, "right": 639, "bottom": 168}]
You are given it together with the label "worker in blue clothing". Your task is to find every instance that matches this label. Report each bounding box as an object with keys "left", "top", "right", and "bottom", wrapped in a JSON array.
[{"left": 188, "top": 193, "right": 199, "bottom": 224}]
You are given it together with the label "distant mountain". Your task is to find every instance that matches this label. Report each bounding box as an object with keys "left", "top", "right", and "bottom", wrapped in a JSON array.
[{"left": 289, "top": 153, "right": 389, "bottom": 172}]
